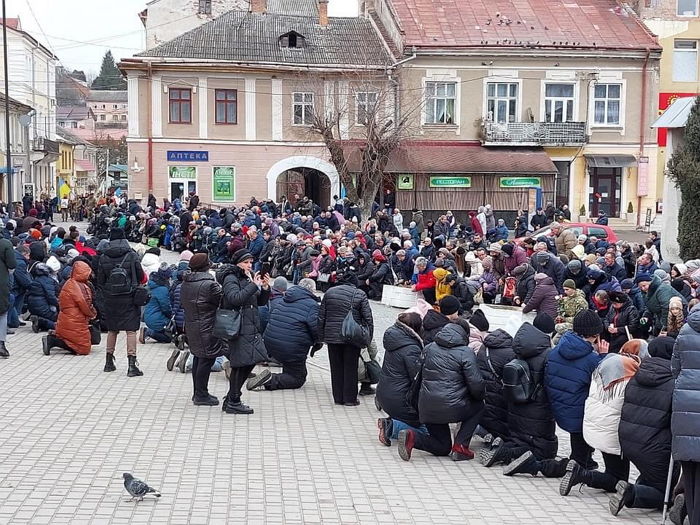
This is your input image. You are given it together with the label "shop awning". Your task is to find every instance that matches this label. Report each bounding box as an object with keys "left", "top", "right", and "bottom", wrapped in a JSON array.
[
  {"left": 652, "top": 96, "right": 696, "bottom": 129},
  {"left": 584, "top": 154, "right": 637, "bottom": 168},
  {"left": 344, "top": 143, "right": 557, "bottom": 175}
]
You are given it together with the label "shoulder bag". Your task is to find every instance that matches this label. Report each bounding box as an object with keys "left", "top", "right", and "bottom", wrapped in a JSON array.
[
  {"left": 340, "top": 290, "right": 369, "bottom": 348},
  {"left": 212, "top": 277, "right": 242, "bottom": 341}
]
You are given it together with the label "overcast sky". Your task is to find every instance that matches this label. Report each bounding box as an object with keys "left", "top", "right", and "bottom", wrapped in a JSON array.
[{"left": 6, "top": 0, "right": 359, "bottom": 74}]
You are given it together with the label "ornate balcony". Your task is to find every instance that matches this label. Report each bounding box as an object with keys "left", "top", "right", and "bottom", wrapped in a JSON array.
[{"left": 481, "top": 121, "right": 588, "bottom": 147}]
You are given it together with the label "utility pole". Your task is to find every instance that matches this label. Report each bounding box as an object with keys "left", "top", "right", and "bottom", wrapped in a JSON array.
[{"left": 2, "top": 0, "right": 13, "bottom": 218}]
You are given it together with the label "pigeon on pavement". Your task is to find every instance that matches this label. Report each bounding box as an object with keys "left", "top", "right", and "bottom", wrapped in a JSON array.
[{"left": 123, "top": 473, "right": 161, "bottom": 501}]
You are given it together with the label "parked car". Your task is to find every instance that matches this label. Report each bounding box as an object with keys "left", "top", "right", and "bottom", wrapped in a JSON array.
[{"left": 514, "top": 223, "right": 618, "bottom": 245}]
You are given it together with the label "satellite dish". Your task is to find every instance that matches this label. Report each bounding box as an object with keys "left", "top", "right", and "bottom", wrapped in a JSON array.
[{"left": 18, "top": 115, "right": 32, "bottom": 127}]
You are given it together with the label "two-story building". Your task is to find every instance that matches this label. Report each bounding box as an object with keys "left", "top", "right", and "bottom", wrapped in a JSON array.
[
  {"left": 121, "top": 0, "right": 392, "bottom": 207},
  {"left": 0, "top": 93, "right": 33, "bottom": 202},
  {"left": 88, "top": 90, "right": 129, "bottom": 126}
]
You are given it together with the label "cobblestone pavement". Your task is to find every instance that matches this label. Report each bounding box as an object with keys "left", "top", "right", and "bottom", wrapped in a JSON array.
[{"left": 0, "top": 232, "right": 661, "bottom": 524}]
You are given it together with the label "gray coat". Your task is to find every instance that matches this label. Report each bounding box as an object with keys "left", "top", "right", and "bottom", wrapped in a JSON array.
[
  {"left": 672, "top": 305, "right": 700, "bottom": 461},
  {"left": 219, "top": 265, "right": 270, "bottom": 367},
  {"left": 181, "top": 271, "right": 226, "bottom": 359}
]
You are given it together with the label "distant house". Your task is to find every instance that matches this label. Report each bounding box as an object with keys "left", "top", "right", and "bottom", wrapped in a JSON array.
[
  {"left": 88, "top": 91, "right": 128, "bottom": 127},
  {"left": 57, "top": 105, "right": 95, "bottom": 130}
]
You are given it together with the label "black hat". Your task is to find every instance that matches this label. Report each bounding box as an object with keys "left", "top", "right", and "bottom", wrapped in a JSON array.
[
  {"left": 572, "top": 309, "right": 604, "bottom": 337},
  {"left": 439, "top": 295, "right": 461, "bottom": 316},
  {"left": 533, "top": 312, "right": 555, "bottom": 335},
  {"left": 501, "top": 243, "right": 514, "bottom": 256},
  {"left": 231, "top": 249, "right": 253, "bottom": 265},
  {"left": 648, "top": 336, "right": 675, "bottom": 360},
  {"left": 469, "top": 309, "right": 490, "bottom": 332},
  {"left": 109, "top": 228, "right": 126, "bottom": 241}
]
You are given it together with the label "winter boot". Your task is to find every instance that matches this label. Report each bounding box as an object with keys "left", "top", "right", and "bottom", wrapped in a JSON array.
[
  {"left": 397, "top": 429, "right": 415, "bottom": 462},
  {"left": 104, "top": 352, "right": 116, "bottom": 372},
  {"left": 479, "top": 438, "right": 511, "bottom": 467},
  {"left": 503, "top": 451, "right": 539, "bottom": 477},
  {"left": 127, "top": 355, "right": 143, "bottom": 377},
  {"left": 449, "top": 444, "right": 475, "bottom": 461},
  {"left": 609, "top": 480, "right": 633, "bottom": 516},
  {"left": 42, "top": 336, "right": 50, "bottom": 356},
  {"left": 246, "top": 369, "right": 272, "bottom": 390},
  {"left": 30, "top": 315, "right": 39, "bottom": 333},
  {"left": 359, "top": 383, "right": 376, "bottom": 396},
  {"left": 377, "top": 418, "right": 392, "bottom": 447},
  {"left": 669, "top": 494, "right": 687, "bottom": 525},
  {"left": 224, "top": 401, "right": 254, "bottom": 414},
  {"left": 560, "top": 460, "right": 587, "bottom": 496},
  {"left": 0, "top": 341, "right": 9, "bottom": 358},
  {"left": 166, "top": 348, "right": 180, "bottom": 371}
]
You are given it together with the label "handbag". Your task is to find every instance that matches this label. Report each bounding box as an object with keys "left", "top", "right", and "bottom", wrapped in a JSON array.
[
  {"left": 89, "top": 321, "right": 101, "bottom": 345},
  {"left": 317, "top": 273, "right": 331, "bottom": 283},
  {"left": 363, "top": 358, "right": 382, "bottom": 385},
  {"left": 133, "top": 285, "right": 151, "bottom": 307},
  {"left": 213, "top": 308, "right": 241, "bottom": 341},
  {"left": 340, "top": 291, "right": 369, "bottom": 348}
]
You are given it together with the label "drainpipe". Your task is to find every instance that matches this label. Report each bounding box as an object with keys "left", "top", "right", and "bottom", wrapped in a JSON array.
[
  {"left": 637, "top": 47, "right": 650, "bottom": 228},
  {"left": 147, "top": 61, "right": 154, "bottom": 195}
]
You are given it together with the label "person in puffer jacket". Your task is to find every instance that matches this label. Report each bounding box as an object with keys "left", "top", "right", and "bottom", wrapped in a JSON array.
[
  {"left": 376, "top": 312, "right": 426, "bottom": 447},
  {"left": 544, "top": 310, "right": 605, "bottom": 470},
  {"left": 559, "top": 339, "right": 647, "bottom": 499},
  {"left": 476, "top": 329, "right": 515, "bottom": 441},
  {"left": 421, "top": 296, "right": 460, "bottom": 345},
  {"left": 522, "top": 273, "right": 558, "bottom": 319},
  {"left": 397, "top": 321, "right": 485, "bottom": 463},
  {"left": 169, "top": 265, "right": 187, "bottom": 348},
  {"left": 612, "top": 336, "right": 681, "bottom": 516},
  {"left": 367, "top": 249, "right": 392, "bottom": 300},
  {"left": 27, "top": 262, "right": 59, "bottom": 332},
  {"left": 604, "top": 291, "right": 640, "bottom": 352},
  {"left": 140, "top": 264, "right": 173, "bottom": 344},
  {"left": 671, "top": 304, "right": 700, "bottom": 525}
]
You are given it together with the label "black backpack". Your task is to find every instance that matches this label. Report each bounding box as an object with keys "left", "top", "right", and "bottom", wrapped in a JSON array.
[
  {"left": 105, "top": 254, "right": 134, "bottom": 296},
  {"left": 502, "top": 358, "right": 537, "bottom": 404}
]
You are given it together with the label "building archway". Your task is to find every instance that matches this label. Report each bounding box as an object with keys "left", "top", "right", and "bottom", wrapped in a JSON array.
[{"left": 266, "top": 156, "right": 340, "bottom": 210}]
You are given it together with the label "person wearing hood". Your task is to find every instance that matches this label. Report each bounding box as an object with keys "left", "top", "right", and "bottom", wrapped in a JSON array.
[
  {"left": 10, "top": 243, "right": 32, "bottom": 328},
  {"left": 96, "top": 227, "right": 146, "bottom": 377},
  {"left": 376, "top": 312, "right": 426, "bottom": 446},
  {"left": 466, "top": 308, "right": 490, "bottom": 352},
  {"left": 472, "top": 256, "right": 498, "bottom": 304},
  {"left": 367, "top": 249, "right": 392, "bottom": 300},
  {"left": 43, "top": 261, "right": 97, "bottom": 356},
  {"left": 559, "top": 339, "right": 647, "bottom": 500},
  {"left": 544, "top": 310, "right": 606, "bottom": 471},
  {"left": 522, "top": 273, "right": 558, "bottom": 319},
  {"left": 27, "top": 262, "right": 60, "bottom": 332},
  {"left": 476, "top": 329, "right": 515, "bottom": 441},
  {"left": 610, "top": 336, "right": 680, "bottom": 516},
  {"left": 484, "top": 204, "right": 496, "bottom": 232},
  {"left": 421, "top": 296, "right": 459, "bottom": 345},
  {"left": 604, "top": 291, "right": 640, "bottom": 352},
  {"left": 140, "top": 248, "right": 161, "bottom": 277},
  {"left": 140, "top": 263, "right": 173, "bottom": 344},
  {"left": 493, "top": 218, "right": 509, "bottom": 242},
  {"left": 636, "top": 273, "right": 686, "bottom": 336},
  {"left": 671, "top": 304, "right": 700, "bottom": 525},
  {"left": 319, "top": 269, "right": 373, "bottom": 407},
  {"left": 397, "top": 322, "right": 485, "bottom": 462},
  {"left": 512, "top": 263, "right": 536, "bottom": 307},
  {"left": 432, "top": 261, "right": 453, "bottom": 303},
  {"left": 250, "top": 279, "right": 320, "bottom": 392}
]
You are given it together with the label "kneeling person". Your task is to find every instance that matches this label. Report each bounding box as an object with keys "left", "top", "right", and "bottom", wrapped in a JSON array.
[{"left": 248, "top": 278, "right": 320, "bottom": 391}]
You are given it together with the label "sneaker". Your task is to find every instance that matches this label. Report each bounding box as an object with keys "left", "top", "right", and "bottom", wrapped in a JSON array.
[
  {"left": 377, "top": 418, "right": 392, "bottom": 447},
  {"left": 30, "top": 315, "right": 39, "bottom": 333},
  {"left": 42, "top": 336, "right": 50, "bottom": 356},
  {"left": 193, "top": 395, "right": 220, "bottom": 406},
  {"left": 503, "top": 451, "right": 538, "bottom": 477},
  {"left": 609, "top": 480, "right": 631, "bottom": 516},
  {"left": 559, "top": 460, "right": 583, "bottom": 496},
  {"left": 479, "top": 437, "right": 509, "bottom": 467},
  {"left": 176, "top": 350, "right": 189, "bottom": 374},
  {"left": 165, "top": 349, "right": 179, "bottom": 371},
  {"left": 246, "top": 369, "right": 272, "bottom": 390},
  {"left": 449, "top": 444, "right": 475, "bottom": 461},
  {"left": 224, "top": 402, "right": 254, "bottom": 414},
  {"left": 669, "top": 494, "right": 686, "bottom": 525},
  {"left": 397, "top": 430, "right": 415, "bottom": 462},
  {"left": 138, "top": 327, "right": 146, "bottom": 344}
]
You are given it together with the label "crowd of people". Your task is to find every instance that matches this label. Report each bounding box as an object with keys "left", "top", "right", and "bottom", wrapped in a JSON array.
[{"left": 1, "top": 190, "right": 699, "bottom": 523}]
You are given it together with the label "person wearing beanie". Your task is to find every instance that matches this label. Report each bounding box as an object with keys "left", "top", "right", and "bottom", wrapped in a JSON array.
[
  {"left": 523, "top": 310, "right": 604, "bottom": 478},
  {"left": 523, "top": 273, "right": 558, "bottom": 320},
  {"left": 439, "top": 295, "right": 461, "bottom": 318},
  {"left": 564, "top": 259, "right": 588, "bottom": 291},
  {"left": 533, "top": 312, "right": 555, "bottom": 335},
  {"left": 422, "top": 303, "right": 453, "bottom": 346},
  {"left": 531, "top": 249, "right": 567, "bottom": 294},
  {"left": 140, "top": 263, "right": 174, "bottom": 345},
  {"left": 367, "top": 249, "right": 391, "bottom": 301},
  {"left": 180, "top": 251, "right": 227, "bottom": 405},
  {"left": 513, "top": 263, "right": 536, "bottom": 307},
  {"left": 563, "top": 279, "right": 576, "bottom": 291},
  {"left": 554, "top": 280, "right": 589, "bottom": 344},
  {"left": 179, "top": 250, "right": 194, "bottom": 263},
  {"left": 620, "top": 277, "right": 646, "bottom": 312},
  {"left": 96, "top": 221, "right": 146, "bottom": 377}
]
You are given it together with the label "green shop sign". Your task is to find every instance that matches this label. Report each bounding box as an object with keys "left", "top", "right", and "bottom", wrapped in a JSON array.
[
  {"left": 499, "top": 177, "right": 541, "bottom": 188},
  {"left": 429, "top": 176, "right": 471, "bottom": 188},
  {"left": 397, "top": 174, "right": 414, "bottom": 190},
  {"left": 169, "top": 166, "right": 197, "bottom": 179},
  {"left": 213, "top": 166, "right": 236, "bottom": 201}
]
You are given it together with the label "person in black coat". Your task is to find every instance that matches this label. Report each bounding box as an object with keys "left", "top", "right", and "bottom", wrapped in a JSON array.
[
  {"left": 604, "top": 291, "right": 640, "bottom": 353},
  {"left": 512, "top": 263, "right": 536, "bottom": 306},
  {"left": 367, "top": 250, "right": 392, "bottom": 300},
  {"left": 480, "top": 322, "right": 565, "bottom": 478},
  {"left": 218, "top": 249, "right": 271, "bottom": 415},
  {"left": 318, "top": 270, "right": 373, "bottom": 406},
  {"left": 181, "top": 253, "right": 227, "bottom": 406},
  {"left": 564, "top": 260, "right": 589, "bottom": 291},
  {"left": 613, "top": 336, "right": 680, "bottom": 515},
  {"left": 376, "top": 312, "right": 425, "bottom": 446},
  {"left": 476, "top": 329, "right": 515, "bottom": 441},
  {"left": 422, "top": 296, "right": 460, "bottom": 345},
  {"left": 447, "top": 274, "right": 475, "bottom": 314},
  {"left": 252, "top": 279, "right": 320, "bottom": 391},
  {"left": 397, "top": 321, "right": 485, "bottom": 462},
  {"left": 95, "top": 228, "right": 145, "bottom": 377}
]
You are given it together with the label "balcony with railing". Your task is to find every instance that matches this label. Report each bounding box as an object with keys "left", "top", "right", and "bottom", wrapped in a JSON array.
[
  {"left": 32, "top": 137, "right": 59, "bottom": 154},
  {"left": 481, "top": 121, "right": 588, "bottom": 147}
]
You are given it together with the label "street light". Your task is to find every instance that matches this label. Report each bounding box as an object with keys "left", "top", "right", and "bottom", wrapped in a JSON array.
[{"left": 2, "top": 0, "right": 12, "bottom": 217}]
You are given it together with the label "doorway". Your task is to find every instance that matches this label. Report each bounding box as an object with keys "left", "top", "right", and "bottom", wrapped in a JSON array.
[
  {"left": 276, "top": 168, "right": 331, "bottom": 210},
  {"left": 554, "top": 161, "right": 571, "bottom": 210},
  {"left": 589, "top": 167, "right": 621, "bottom": 217},
  {"left": 171, "top": 180, "right": 197, "bottom": 202}
]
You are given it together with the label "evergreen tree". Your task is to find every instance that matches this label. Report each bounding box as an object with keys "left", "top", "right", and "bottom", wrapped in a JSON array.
[
  {"left": 91, "top": 51, "right": 126, "bottom": 91},
  {"left": 668, "top": 96, "right": 700, "bottom": 259}
]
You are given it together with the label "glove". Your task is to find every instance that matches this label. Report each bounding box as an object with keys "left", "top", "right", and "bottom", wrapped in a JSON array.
[{"left": 310, "top": 343, "right": 323, "bottom": 357}]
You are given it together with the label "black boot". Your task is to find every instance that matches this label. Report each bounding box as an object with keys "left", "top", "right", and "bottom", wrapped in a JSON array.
[
  {"left": 503, "top": 451, "right": 539, "bottom": 477},
  {"left": 0, "top": 341, "right": 9, "bottom": 358},
  {"left": 127, "top": 355, "right": 143, "bottom": 377},
  {"left": 359, "top": 383, "right": 376, "bottom": 396},
  {"left": 560, "top": 460, "right": 587, "bottom": 496},
  {"left": 104, "top": 352, "right": 116, "bottom": 372}
]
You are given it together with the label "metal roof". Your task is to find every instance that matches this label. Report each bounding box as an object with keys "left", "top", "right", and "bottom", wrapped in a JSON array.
[
  {"left": 88, "top": 91, "right": 128, "bottom": 103},
  {"left": 652, "top": 96, "right": 697, "bottom": 129}
]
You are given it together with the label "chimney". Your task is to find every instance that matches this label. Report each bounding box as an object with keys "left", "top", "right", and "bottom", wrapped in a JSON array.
[
  {"left": 319, "top": 0, "right": 329, "bottom": 27},
  {"left": 251, "top": 0, "right": 267, "bottom": 13}
]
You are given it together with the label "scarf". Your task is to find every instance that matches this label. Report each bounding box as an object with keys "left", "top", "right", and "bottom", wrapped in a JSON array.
[{"left": 598, "top": 339, "right": 647, "bottom": 390}]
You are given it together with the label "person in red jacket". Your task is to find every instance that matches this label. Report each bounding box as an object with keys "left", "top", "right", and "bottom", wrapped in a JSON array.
[{"left": 412, "top": 257, "right": 436, "bottom": 305}]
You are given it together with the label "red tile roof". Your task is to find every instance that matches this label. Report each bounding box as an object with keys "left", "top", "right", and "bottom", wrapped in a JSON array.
[
  {"left": 1, "top": 18, "right": 21, "bottom": 30},
  {"left": 345, "top": 143, "right": 557, "bottom": 174},
  {"left": 389, "top": 0, "right": 659, "bottom": 51}
]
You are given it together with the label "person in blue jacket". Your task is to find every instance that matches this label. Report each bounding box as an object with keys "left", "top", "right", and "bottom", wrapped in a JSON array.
[
  {"left": 494, "top": 218, "right": 509, "bottom": 242},
  {"left": 140, "top": 264, "right": 173, "bottom": 344},
  {"left": 9, "top": 243, "right": 32, "bottom": 328},
  {"left": 247, "top": 227, "right": 265, "bottom": 271},
  {"left": 27, "top": 262, "right": 60, "bottom": 332},
  {"left": 248, "top": 279, "right": 320, "bottom": 391},
  {"left": 544, "top": 309, "right": 605, "bottom": 470}
]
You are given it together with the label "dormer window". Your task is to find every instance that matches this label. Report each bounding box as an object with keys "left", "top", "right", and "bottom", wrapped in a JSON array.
[{"left": 280, "top": 31, "right": 305, "bottom": 49}]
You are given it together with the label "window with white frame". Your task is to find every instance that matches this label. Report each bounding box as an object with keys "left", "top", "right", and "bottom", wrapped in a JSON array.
[
  {"left": 673, "top": 40, "right": 698, "bottom": 81},
  {"left": 544, "top": 83, "right": 575, "bottom": 122},
  {"left": 593, "top": 84, "right": 621, "bottom": 126},
  {"left": 293, "top": 92, "right": 314, "bottom": 125},
  {"left": 425, "top": 82, "right": 456, "bottom": 124},
  {"left": 677, "top": 0, "right": 698, "bottom": 16},
  {"left": 486, "top": 82, "right": 518, "bottom": 123},
  {"left": 356, "top": 91, "right": 378, "bottom": 126}
]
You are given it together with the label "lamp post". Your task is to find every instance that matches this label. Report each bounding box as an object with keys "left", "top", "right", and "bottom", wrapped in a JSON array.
[{"left": 2, "top": 0, "right": 13, "bottom": 218}]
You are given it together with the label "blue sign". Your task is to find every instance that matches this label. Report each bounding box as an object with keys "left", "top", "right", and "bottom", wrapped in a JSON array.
[{"left": 167, "top": 151, "right": 209, "bottom": 162}]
